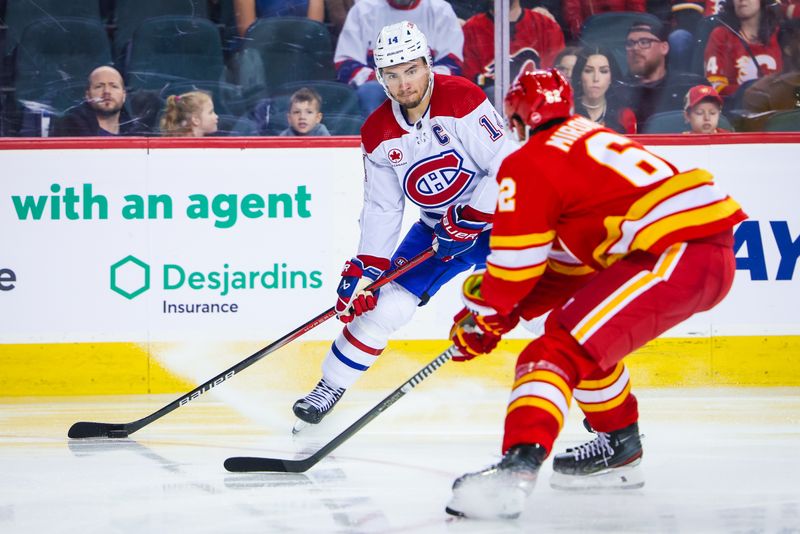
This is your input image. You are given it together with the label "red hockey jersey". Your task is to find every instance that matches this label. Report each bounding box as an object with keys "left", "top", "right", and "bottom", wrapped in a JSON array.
[
  {"left": 481, "top": 115, "right": 746, "bottom": 315},
  {"left": 704, "top": 26, "right": 782, "bottom": 96},
  {"left": 462, "top": 9, "right": 565, "bottom": 86}
]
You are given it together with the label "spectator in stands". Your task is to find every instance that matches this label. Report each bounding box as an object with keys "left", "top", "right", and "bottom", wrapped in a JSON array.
[
  {"left": 554, "top": 45, "right": 580, "bottom": 79},
  {"left": 160, "top": 91, "right": 219, "bottom": 137},
  {"left": 325, "top": 0, "right": 355, "bottom": 38},
  {"left": 572, "top": 46, "right": 637, "bottom": 133},
  {"left": 744, "top": 19, "right": 800, "bottom": 113},
  {"left": 233, "top": 0, "right": 325, "bottom": 36},
  {"left": 704, "top": 0, "right": 782, "bottom": 97},
  {"left": 335, "top": 0, "right": 463, "bottom": 117},
  {"left": 622, "top": 19, "right": 709, "bottom": 126},
  {"left": 683, "top": 84, "right": 729, "bottom": 133},
  {"left": 562, "top": 0, "right": 645, "bottom": 42},
  {"left": 462, "top": 0, "right": 565, "bottom": 101},
  {"left": 280, "top": 87, "right": 331, "bottom": 136},
  {"left": 52, "top": 66, "right": 145, "bottom": 137}
]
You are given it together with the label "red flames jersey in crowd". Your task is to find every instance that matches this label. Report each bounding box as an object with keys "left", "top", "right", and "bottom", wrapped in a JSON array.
[
  {"left": 563, "top": 0, "right": 645, "bottom": 38},
  {"left": 704, "top": 26, "right": 782, "bottom": 96},
  {"left": 480, "top": 115, "right": 746, "bottom": 315},
  {"left": 461, "top": 9, "right": 565, "bottom": 86}
]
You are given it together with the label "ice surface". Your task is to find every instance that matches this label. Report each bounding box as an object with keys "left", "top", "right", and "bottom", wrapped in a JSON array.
[{"left": 1, "top": 386, "right": 799, "bottom": 533}]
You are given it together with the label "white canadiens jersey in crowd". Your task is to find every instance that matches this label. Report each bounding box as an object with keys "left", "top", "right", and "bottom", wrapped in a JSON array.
[
  {"left": 334, "top": 0, "right": 464, "bottom": 85},
  {"left": 357, "top": 74, "right": 519, "bottom": 259}
]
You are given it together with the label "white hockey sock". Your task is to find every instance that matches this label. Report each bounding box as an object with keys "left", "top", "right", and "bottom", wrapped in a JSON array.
[{"left": 321, "top": 282, "right": 419, "bottom": 389}]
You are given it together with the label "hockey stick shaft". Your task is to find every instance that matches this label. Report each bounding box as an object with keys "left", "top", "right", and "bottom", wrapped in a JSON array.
[
  {"left": 224, "top": 345, "right": 458, "bottom": 473},
  {"left": 68, "top": 248, "right": 435, "bottom": 439}
]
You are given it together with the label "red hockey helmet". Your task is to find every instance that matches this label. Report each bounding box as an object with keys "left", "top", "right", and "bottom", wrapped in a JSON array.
[{"left": 504, "top": 68, "right": 573, "bottom": 129}]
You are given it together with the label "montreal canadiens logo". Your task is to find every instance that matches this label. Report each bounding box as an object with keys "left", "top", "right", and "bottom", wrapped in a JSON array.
[{"left": 403, "top": 150, "right": 476, "bottom": 209}]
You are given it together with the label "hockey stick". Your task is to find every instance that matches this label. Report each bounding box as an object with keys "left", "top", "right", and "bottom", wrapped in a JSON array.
[
  {"left": 68, "top": 248, "right": 435, "bottom": 439},
  {"left": 224, "top": 344, "right": 458, "bottom": 473}
]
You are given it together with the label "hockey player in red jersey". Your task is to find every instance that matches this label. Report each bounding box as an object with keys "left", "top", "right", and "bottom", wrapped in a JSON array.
[
  {"left": 291, "top": 21, "right": 518, "bottom": 432},
  {"left": 445, "top": 69, "right": 746, "bottom": 519}
]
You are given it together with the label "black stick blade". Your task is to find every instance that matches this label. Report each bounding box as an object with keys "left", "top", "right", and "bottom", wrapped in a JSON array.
[
  {"left": 68, "top": 422, "right": 129, "bottom": 439},
  {"left": 224, "top": 456, "right": 308, "bottom": 473}
]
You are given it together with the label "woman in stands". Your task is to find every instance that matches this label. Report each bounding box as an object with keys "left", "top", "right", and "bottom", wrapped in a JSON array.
[
  {"left": 571, "top": 46, "right": 637, "bottom": 134},
  {"left": 160, "top": 91, "right": 219, "bottom": 137},
  {"left": 704, "top": 0, "right": 782, "bottom": 97}
]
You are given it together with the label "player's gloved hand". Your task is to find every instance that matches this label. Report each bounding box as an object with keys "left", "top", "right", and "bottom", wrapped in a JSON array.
[
  {"left": 335, "top": 255, "right": 390, "bottom": 323},
  {"left": 432, "top": 205, "right": 488, "bottom": 262},
  {"left": 449, "top": 307, "right": 500, "bottom": 361},
  {"left": 461, "top": 271, "right": 520, "bottom": 336}
]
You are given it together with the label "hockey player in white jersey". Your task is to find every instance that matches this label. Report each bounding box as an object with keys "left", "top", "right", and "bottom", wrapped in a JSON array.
[{"left": 292, "top": 21, "right": 518, "bottom": 431}]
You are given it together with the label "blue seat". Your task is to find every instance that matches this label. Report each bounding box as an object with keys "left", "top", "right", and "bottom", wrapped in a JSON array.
[
  {"left": 14, "top": 18, "right": 112, "bottom": 110},
  {"left": 235, "top": 17, "right": 335, "bottom": 96},
  {"left": 112, "top": 0, "right": 209, "bottom": 64},
  {"left": 124, "top": 16, "right": 225, "bottom": 92},
  {"left": 2, "top": 0, "right": 102, "bottom": 57},
  {"left": 763, "top": 109, "right": 800, "bottom": 132}
]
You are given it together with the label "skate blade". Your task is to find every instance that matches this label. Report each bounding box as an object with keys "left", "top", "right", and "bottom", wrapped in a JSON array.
[
  {"left": 292, "top": 419, "right": 311, "bottom": 435},
  {"left": 549, "top": 459, "right": 644, "bottom": 491}
]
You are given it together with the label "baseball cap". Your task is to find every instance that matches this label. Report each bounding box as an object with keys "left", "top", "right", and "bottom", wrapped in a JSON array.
[
  {"left": 627, "top": 19, "right": 670, "bottom": 42},
  {"left": 684, "top": 85, "right": 724, "bottom": 110}
]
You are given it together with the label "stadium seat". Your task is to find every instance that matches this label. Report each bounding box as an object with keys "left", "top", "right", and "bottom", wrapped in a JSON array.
[
  {"left": 2, "top": 0, "right": 101, "bottom": 57},
  {"left": 274, "top": 80, "right": 360, "bottom": 116},
  {"left": 112, "top": 0, "right": 209, "bottom": 64},
  {"left": 762, "top": 109, "right": 800, "bottom": 132},
  {"left": 688, "top": 16, "right": 722, "bottom": 77},
  {"left": 579, "top": 12, "right": 662, "bottom": 76},
  {"left": 14, "top": 18, "right": 112, "bottom": 110},
  {"left": 235, "top": 17, "right": 335, "bottom": 96},
  {"left": 324, "top": 113, "right": 363, "bottom": 135},
  {"left": 641, "top": 110, "right": 734, "bottom": 133},
  {"left": 124, "top": 16, "right": 225, "bottom": 92}
]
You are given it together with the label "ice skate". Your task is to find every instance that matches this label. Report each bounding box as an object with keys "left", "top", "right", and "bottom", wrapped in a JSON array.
[
  {"left": 291, "top": 378, "right": 345, "bottom": 434},
  {"left": 550, "top": 421, "right": 644, "bottom": 490},
  {"left": 445, "top": 444, "right": 546, "bottom": 520}
]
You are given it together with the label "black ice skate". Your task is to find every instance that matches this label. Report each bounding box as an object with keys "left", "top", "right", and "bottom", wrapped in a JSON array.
[
  {"left": 446, "top": 444, "right": 546, "bottom": 520},
  {"left": 292, "top": 378, "right": 345, "bottom": 433},
  {"left": 550, "top": 421, "right": 644, "bottom": 490}
]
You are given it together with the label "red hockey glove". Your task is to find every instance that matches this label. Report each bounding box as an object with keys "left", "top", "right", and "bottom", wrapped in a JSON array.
[
  {"left": 450, "top": 307, "right": 500, "bottom": 361},
  {"left": 461, "top": 272, "right": 520, "bottom": 336},
  {"left": 335, "top": 255, "right": 390, "bottom": 323},
  {"left": 432, "top": 205, "right": 489, "bottom": 262}
]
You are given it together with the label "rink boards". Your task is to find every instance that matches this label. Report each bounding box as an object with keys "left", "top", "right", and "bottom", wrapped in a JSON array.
[{"left": 1, "top": 135, "right": 799, "bottom": 395}]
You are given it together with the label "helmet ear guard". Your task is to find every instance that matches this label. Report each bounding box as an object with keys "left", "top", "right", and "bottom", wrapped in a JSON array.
[
  {"left": 504, "top": 68, "right": 573, "bottom": 131},
  {"left": 373, "top": 21, "right": 433, "bottom": 103}
]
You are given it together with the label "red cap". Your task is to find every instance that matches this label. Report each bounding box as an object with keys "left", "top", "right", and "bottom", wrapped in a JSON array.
[{"left": 684, "top": 85, "right": 723, "bottom": 110}]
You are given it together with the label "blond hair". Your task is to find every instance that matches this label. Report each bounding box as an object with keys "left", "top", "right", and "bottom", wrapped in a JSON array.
[{"left": 160, "top": 91, "right": 213, "bottom": 137}]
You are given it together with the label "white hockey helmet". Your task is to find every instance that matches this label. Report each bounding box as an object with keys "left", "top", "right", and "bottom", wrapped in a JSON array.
[{"left": 373, "top": 21, "right": 433, "bottom": 101}]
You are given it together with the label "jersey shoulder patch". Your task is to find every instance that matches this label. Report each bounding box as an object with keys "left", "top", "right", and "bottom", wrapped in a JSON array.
[
  {"left": 361, "top": 100, "right": 406, "bottom": 155},
  {"left": 429, "top": 74, "right": 487, "bottom": 120}
]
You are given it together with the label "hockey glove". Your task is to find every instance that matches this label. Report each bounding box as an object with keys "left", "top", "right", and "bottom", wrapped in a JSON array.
[
  {"left": 450, "top": 307, "right": 500, "bottom": 361},
  {"left": 432, "top": 205, "right": 488, "bottom": 262},
  {"left": 461, "top": 271, "right": 520, "bottom": 336},
  {"left": 335, "top": 255, "right": 391, "bottom": 323}
]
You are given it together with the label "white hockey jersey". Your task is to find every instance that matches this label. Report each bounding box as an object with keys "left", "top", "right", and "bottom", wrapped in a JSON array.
[
  {"left": 334, "top": 0, "right": 464, "bottom": 86},
  {"left": 357, "top": 74, "right": 519, "bottom": 259}
]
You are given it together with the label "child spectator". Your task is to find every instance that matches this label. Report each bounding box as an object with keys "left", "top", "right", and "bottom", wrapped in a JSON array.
[
  {"left": 280, "top": 87, "right": 331, "bottom": 136},
  {"left": 160, "top": 91, "right": 219, "bottom": 137},
  {"left": 683, "top": 84, "right": 728, "bottom": 133}
]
